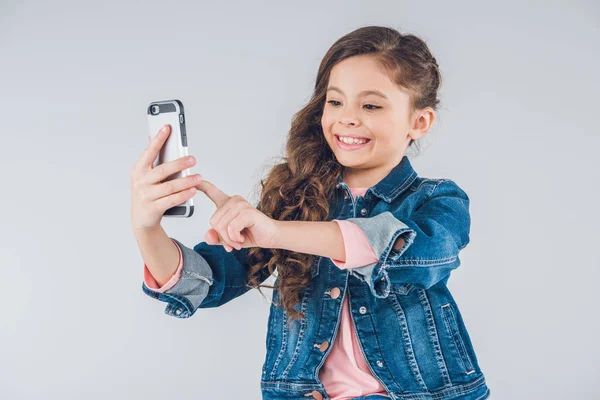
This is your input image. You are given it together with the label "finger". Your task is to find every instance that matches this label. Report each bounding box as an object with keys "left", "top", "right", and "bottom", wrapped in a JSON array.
[
  {"left": 212, "top": 205, "right": 243, "bottom": 251},
  {"left": 143, "top": 155, "right": 195, "bottom": 186},
  {"left": 204, "top": 229, "right": 219, "bottom": 245},
  {"left": 223, "top": 209, "right": 246, "bottom": 250},
  {"left": 195, "top": 179, "right": 230, "bottom": 209},
  {"left": 205, "top": 228, "right": 233, "bottom": 252},
  {"left": 226, "top": 208, "right": 252, "bottom": 243},
  {"left": 208, "top": 195, "right": 237, "bottom": 233},
  {"left": 154, "top": 186, "right": 197, "bottom": 213},
  {"left": 136, "top": 124, "right": 172, "bottom": 170},
  {"left": 146, "top": 174, "right": 202, "bottom": 202},
  {"left": 228, "top": 210, "right": 251, "bottom": 243}
]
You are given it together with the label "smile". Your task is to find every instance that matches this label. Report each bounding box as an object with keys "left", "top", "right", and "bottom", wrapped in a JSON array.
[{"left": 334, "top": 134, "right": 372, "bottom": 151}]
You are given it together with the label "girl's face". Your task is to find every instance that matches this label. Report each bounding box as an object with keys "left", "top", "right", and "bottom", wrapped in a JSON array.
[{"left": 321, "top": 55, "right": 433, "bottom": 187}]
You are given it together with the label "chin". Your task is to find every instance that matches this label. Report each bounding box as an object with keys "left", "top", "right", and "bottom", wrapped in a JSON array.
[{"left": 335, "top": 153, "right": 366, "bottom": 167}]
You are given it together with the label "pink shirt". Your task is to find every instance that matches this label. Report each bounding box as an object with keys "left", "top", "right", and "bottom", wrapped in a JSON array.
[
  {"left": 319, "top": 187, "right": 390, "bottom": 399},
  {"left": 143, "top": 187, "right": 389, "bottom": 399}
]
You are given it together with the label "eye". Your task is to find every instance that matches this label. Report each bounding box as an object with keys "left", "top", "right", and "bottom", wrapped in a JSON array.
[{"left": 326, "top": 100, "right": 380, "bottom": 111}]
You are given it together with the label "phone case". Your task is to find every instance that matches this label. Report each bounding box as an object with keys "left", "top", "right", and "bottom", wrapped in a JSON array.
[{"left": 147, "top": 99, "right": 194, "bottom": 218}]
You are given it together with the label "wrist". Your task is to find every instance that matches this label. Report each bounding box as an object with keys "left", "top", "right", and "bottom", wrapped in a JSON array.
[
  {"left": 133, "top": 224, "right": 160, "bottom": 235},
  {"left": 269, "top": 220, "right": 285, "bottom": 249}
]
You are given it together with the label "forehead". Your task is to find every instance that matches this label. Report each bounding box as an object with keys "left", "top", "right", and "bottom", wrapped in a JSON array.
[{"left": 328, "top": 56, "right": 410, "bottom": 100}]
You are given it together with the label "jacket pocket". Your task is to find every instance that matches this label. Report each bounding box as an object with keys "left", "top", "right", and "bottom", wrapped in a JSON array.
[{"left": 441, "top": 303, "right": 475, "bottom": 374}]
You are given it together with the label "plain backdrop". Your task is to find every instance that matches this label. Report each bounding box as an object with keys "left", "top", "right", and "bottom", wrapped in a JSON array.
[{"left": 1, "top": 1, "right": 598, "bottom": 399}]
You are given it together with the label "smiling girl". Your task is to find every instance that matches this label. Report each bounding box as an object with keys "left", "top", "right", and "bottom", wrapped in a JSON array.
[{"left": 132, "top": 25, "right": 490, "bottom": 400}]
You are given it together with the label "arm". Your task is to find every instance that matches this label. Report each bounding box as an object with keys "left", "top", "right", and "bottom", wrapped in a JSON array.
[
  {"left": 271, "top": 213, "right": 407, "bottom": 264},
  {"left": 143, "top": 238, "right": 183, "bottom": 292},
  {"left": 330, "top": 219, "right": 379, "bottom": 269},
  {"left": 272, "top": 179, "right": 469, "bottom": 298},
  {"left": 272, "top": 216, "right": 407, "bottom": 267},
  {"left": 329, "top": 219, "right": 405, "bottom": 270},
  {"left": 141, "top": 238, "right": 273, "bottom": 318},
  {"left": 273, "top": 220, "right": 347, "bottom": 261},
  {"left": 346, "top": 179, "right": 471, "bottom": 297},
  {"left": 134, "top": 225, "right": 181, "bottom": 287}
]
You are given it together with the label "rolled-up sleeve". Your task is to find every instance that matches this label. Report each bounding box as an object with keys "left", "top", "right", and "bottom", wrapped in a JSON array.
[
  {"left": 330, "top": 219, "right": 379, "bottom": 269},
  {"left": 345, "top": 179, "right": 471, "bottom": 298},
  {"left": 142, "top": 238, "right": 273, "bottom": 318},
  {"left": 142, "top": 238, "right": 214, "bottom": 318}
]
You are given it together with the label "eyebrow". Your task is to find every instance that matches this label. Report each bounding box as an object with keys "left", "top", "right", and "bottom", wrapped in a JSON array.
[{"left": 326, "top": 86, "right": 389, "bottom": 100}]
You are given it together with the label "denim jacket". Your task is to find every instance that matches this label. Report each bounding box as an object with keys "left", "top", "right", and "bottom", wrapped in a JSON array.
[{"left": 142, "top": 156, "right": 491, "bottom": 400}]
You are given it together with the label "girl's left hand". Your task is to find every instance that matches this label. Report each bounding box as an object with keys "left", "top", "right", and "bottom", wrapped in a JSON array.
[{"left": 195, "top": 179, "right": 279, "bottom": 252}]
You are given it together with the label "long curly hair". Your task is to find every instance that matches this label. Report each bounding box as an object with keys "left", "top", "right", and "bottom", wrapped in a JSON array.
[{"left": 244, "top": 25, "right": 443, "bottom": 325}]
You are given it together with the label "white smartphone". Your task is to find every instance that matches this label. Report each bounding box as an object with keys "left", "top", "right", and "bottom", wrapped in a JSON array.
[{"left": 147, "top": 99, "right": 194, "bottom": 218}]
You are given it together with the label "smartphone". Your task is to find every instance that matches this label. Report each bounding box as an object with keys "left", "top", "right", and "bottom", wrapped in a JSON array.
[{"left": 147, "top": 99, "right": 194, "bottom": 218}]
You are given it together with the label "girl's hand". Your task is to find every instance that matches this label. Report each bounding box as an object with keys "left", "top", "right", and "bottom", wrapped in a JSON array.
[
  {"left": 195, "top": 179, "right": 279, "bottom": 252},
  {"left": 130, "top": 124, "right": 202, "bottom": 231}
]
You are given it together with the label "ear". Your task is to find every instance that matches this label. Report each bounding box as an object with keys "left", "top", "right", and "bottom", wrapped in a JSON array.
[{"left": 408, "top": 108, "right": 435, "bottom": 141}]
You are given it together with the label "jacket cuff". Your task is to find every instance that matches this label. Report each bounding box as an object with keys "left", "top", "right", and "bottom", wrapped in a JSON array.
[
  {"left": 330, "top": 219, "right": 379, "bottom": 269},
  {"left": 141, "top": 237, "right": 214, "bottom": 318},
  {"left": 344, "top": 212, "right": 417, "bottom": 298}
]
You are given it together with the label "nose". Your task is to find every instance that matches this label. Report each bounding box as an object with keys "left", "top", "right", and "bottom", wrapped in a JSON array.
[
  {"left": 340, "top": 114, "right": 358, "bottom": 127},
  {"left": 339, "top": 106, "right": 359, "bottom": 127}
]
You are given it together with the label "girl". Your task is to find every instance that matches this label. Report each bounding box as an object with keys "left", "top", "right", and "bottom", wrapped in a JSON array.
[{"left": 132, "top": 25, "right": 490, "bottom": 400}]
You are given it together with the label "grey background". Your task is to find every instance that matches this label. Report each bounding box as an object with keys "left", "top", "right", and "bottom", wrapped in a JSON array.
[{"left": 1, "top": 0, "right": 598, "bottom": 399}]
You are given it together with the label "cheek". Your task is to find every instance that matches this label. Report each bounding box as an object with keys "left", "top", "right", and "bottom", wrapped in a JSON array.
[
  {"left": 366, "top": 121, "right": 390, "bottom": 142},
  {"left": 321, "top": 113, "right": 334, "bottom": 131},
  {"left": 368, "top": 118, "right": 403, "bottom": 143}
]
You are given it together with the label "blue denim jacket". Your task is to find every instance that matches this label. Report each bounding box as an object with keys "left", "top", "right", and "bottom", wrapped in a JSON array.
[{"left": 142, "top": 156, "right": 491, "bottom": 400}]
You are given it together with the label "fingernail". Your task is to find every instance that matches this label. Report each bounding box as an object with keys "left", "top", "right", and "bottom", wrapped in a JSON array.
[{"left": 161, "top": 125, "right": 168, "bottom": 132}]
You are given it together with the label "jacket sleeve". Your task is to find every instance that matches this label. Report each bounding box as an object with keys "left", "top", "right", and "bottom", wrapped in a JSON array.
[
  {"left": 142, "top": 238, "right": 272, "bottom": 318},
  {"left": 344, "top": 179, "right": 471, "bottom": 298}
]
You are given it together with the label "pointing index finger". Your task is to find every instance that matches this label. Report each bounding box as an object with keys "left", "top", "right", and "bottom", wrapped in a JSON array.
[{"left": 195, "top": 179, "right": 230, "bottom": 208}]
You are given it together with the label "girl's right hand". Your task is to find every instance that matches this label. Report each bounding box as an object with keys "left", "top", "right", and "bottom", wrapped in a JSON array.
[{"left": 130, "top": 124, "right": 203, "bottom": 232}]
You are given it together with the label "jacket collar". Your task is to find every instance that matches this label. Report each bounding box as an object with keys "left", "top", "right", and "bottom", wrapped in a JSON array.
[{"left": 335, "top": 155, "right": 418, "bottom": 203}]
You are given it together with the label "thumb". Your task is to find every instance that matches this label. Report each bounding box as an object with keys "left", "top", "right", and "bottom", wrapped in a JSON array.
[
  {"left": 195, "top": 179, "right": 230, "bottom": 208},
  {"left": 205, "top": 228, "right": 222, "bottom": 246}
]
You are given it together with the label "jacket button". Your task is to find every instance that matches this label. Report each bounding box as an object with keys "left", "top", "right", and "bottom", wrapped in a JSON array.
[
  {"left": 305, "top": 390, "right": 323, "bottom": 400},
  {"left": 175, "top": 308, "right": 182, "bottom": 315},
  {"left": 360, "top": 208, "right": 368, "bottom": 216},
  {"left": 329, "top": 287, "right": 341, "bottom": 299},
  {"left": 377, "top": 360, "right": 384, "bottom": 367},
  {"left": 359, "top": 306, "right": 367, "bottom": 314},
  {"left": 318, "top": 341, "right": 329, "bottom": 352}
]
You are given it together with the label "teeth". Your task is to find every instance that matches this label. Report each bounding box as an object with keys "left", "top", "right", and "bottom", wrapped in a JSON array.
[{"left": 338, "top": 135, "right": 368, "bottom": 145}]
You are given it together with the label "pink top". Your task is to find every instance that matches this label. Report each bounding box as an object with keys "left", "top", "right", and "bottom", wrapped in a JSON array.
[
  {"left": 319, "top": 187, "right": 390, "bottom": 399},
  {"left": 143, "top": 187, "right": 389, "bottom": 399}
]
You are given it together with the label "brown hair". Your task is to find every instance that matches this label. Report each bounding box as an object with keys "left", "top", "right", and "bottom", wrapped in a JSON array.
[{"left": 244, "top": 25, "right": 442, "bottom": 326}]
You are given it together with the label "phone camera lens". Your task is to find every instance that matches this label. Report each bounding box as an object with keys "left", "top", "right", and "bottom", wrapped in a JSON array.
[{"left": 151, "top": 105, "right": 160, "bottom": 115}]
